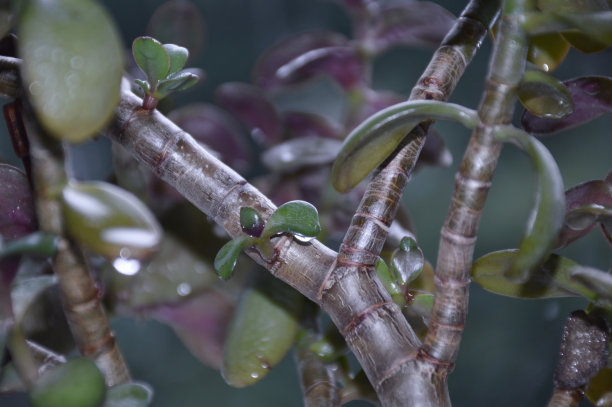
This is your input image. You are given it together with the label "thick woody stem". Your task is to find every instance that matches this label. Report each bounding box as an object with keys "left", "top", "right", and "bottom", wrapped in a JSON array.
[{"left": 25, "top": 115, "right": 130, "bottom": 386}]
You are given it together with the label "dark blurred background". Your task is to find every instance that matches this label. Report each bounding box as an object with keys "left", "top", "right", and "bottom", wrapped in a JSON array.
[{"left": 1, "top": 0, "right": 611, "bottom": 406}]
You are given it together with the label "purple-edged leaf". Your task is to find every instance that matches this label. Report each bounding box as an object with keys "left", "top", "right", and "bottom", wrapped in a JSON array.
[
  {"left": 518, "top": 70, "right": 574, "bottom": 119},
  {"left": 365, "top": 1, "right": 455, "bottom": 55},
  {"left": 168, "top": 103, "right": 253, "bottom": 173},
  {"left": 521, "top": 76, "right": 612, "bottom": 134},
  {"left": 151, "top": 291, "right": 234, "bottom": 369},
  {"left": 261, "top": 136, "right": 343, "bottom": 173},
  {"left": 527, "top": 33, "right": 570, "bottom": 72},
  {"left": 146, "top": 0, "right": 206, "bottom": 60},
  {"left": 214, "top": 82, "right": 283, "bottom": 146},
  {"left": 556, "top": 11, "right": 612, "bottom": 47},
  {"left": 0, "top": 164, "right": 35, "bottom": 241},
  {"left": 587, "top": 368, "right": 612, "bottom": 406},
  {"left": 253, "top": 30, "right": 349, "bottom": 90},
  {"left": 556, "top": 180, "right": 612, "bottom": 248},
  {"left": 273, "top": 45, "right": 365, "bottom": 90},
  {"left": 282, "top": 111, "right": 342, "bottom": 140}
]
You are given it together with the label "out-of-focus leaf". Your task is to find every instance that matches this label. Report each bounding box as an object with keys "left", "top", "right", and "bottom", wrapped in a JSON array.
[
  {"left": 19, "top": 0, "right": 123, "bottom": 143},
  {"left": 518, "top": 69, "right": 574, "bottom": 119},
  {"left": 282, "top": 111, "right": 342, "bottom": 140},
  {"left": 472, "top": 250, "right": 597, "bottom": 299},
  {"left": 493, "top": 126, "right": 565, "bottom": 282},
  {"left": 132, "top": 37, "right": 169, "bottom": 84},
  {"left": 537, "top": 0, "right": 612, "bottom": 13},
  {"left": 214, "top": 82, "right": 283, "bottom": 146},
  {"left": 365, "top": 1, "right": 456, "bottom": 55},
  {"left": 11, "top": 275, "right": 57, "bottom": 322},
  {"left": 332, "top": 100, "right": 479, "bottom": 193},
  {"left": 557, "top": 12, "right": 612, "bottom": 46},
  {"left": 273, "top": 45, "right": 365, "bottom": 90},
  {"left": 222, "top": 276, "right": 302, "bottom": 387},
  {"left": 261, "top": 136, "right": 343, "bottom": 173},
  {"left": 214, "top": 236, "right": 253, "bottom": 280},
  {"left": 62, "top": 181, "right": 162, "bottom": 265},
  {"left": 522, "top": 76, "right": 612, "bottom": 134},
  {"left": 416, "top": 128, "right": 453, "bottom": 169},
  {"left": 0, "top": 232, "right": 58, "bottom": 260},
  {"left": 163, "top": 44, "right": 189, "bottom": 76},
  {"left": 29, "top": 357, "right": 105, "bottom": 407},
  {"left": 556, "top": 180, "right": 612, "bottom": 248},
  {"left": 146, "top": 0, "right": 206, "bottom": 59},
  {"left": 168, "top": 103, "right": 253, "bottom": 173},
  {"left": 562, "top": 31, "right": 608, "bottom": 53},
  {"left": 262, "top": 200, "right": 321, "bottom": 239},
  {"left": 151, "top": 291, "right": 234, "bottom": 370},
  {"left": 527, "top": 32, "right": 570, "bottom": 72},
  {"left": 240, "top": 207, "right": 265, "bottom": 238},
  {"left": 109, "top": 235, "right": 217, "bottom": 308},
  {"left": 587, "top": 368, "right": 612, "bottom": 406},
  {"left": 0, "top": 163, "right": 35, "bottom": 241},
  {"left": 345, "top": 88, "right": 405, "bottom": 130},
  {"left": 253, "top": 30, "right": 348, "bottom": 90},
  {"left": 375, "top": 257, "right": 404, "bottom": 306},
  {"left": 102, "top": 382, "right": 154, "bottom": 407},
  {"left": 390, "top": 237, "right": 424, "bottom": 286},
  {"left": 0, "top": 1, "right": 11, "bottom": 43}
]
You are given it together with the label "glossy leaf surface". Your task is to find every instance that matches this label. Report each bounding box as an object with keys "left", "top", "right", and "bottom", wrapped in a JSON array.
[
  {"left": 154, "top": 70, "right": 199, "bottom": 99},
  {"left": 240, "top": 207, "right": 265, "bottom": 238},
  {"left": 518, "top": 70, "right": 573, "bottom": 118},
  {"left": 493, "top": 126, "right": 565, "bottom": 282},
  {"left": 332, "top": 100, "right": 479, "bottom": 193},
  {"left": 562, "top": 31, "right": 608, "bottom": 53},
  {"left": 132, "top": 36, "right": 169, "bottom": 84},
  {"left": 19, "top": 0, "right": 123, "bottom": 142},
  {"left": 213, "top": 236, "right": 252, "bottom": 280},
  {"left": 102, "top": 382, "right": 154, "bottom": 407},
  {"left": 222, "top": 276, "right": 302, "bottom": 387},
  {"left": 62, "top": 181, "right": 162, "bottom": 262},
  {"left": 215, "top": 82, "right": 282, "bottom": 146},
  {"left": 527, "top": 33, "right": 570, "bottom": 72},
  {"left": 29, "top": 357, "right": 105, "bottom": 407},
  {"left": 390, "top": 237, "right": 424, "bottom": 286},
  {"left": 262, "top": 136, "right": 343, "bottom": 173},
  {"left": 521, "top": 76, "right": 612, "bottom": 134},
  {"left": 262, "top": 200, "right": 321, "bottom": 239}
]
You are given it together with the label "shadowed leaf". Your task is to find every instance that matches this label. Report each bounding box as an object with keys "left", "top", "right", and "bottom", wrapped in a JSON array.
[
  {"left": 587, "top": 368, "right": 612, "bottom": 406},
  {"left": 253, "top": 30, "right": 348, "bottom": 89},
  {"left": 332, "top": 100, "right": 479, "bottom": 193},
  {"left": 214, "top": 236, "right": 253, "bottom": 280},
  {"left": 262, "top": 200, "right": 321, "bottom": 239},
  {"left": 262, "top": 136, "right": 343, "bottom": 173},
  {"left": 133, "top": 37, "right": 170, "bottom": 83},
  {"left": 240, "top": 207, "right": 265, "bottom": 238},
  {"left": 214, "top": 82, "right": 283, "bottom": 146},
  {"left": 518, "top": 69, "right": 574, "bottom": 118},
  {"left": 493, "top": 126, "right": 565, "bottom": 282},
  {"left": 0, "top": 232, "right": 57, "bottom": 260},
  {"left": 345, "top": 88, "right": 405, "bottom": 130},
  {"left": 527, "top": 32, "right": 570, "bottom": 72},
  {"left": 522, "top": 76, "right": 612, "bottom": 134},
  {"left": 102, "top": 382, "right": 154, "bottom": 407},
  {"left": 19, "top": 0, "right": 123, "bottom": 142},
  {"left": 0, "top": 164, "right": 35, "bottom": 241},
  {"left": 562, "top": 31, "right": 608, "bottom": 53},
  {"left": 282, "top": 111, "right": 342, "bottom": 140}
]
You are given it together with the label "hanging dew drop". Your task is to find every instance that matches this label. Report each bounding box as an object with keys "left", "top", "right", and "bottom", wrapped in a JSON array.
[
  {"left": 250, "top": 372, "right": 259, "bottom": 379},
  {"left": 176, "top": 282, "right": 192, "bottom": 296},
  {"left": 112, "top": 257, "right": 141, "bottom": 276},
  {"left": 293, "top": 234, "right": 314, "bottom": 243}
]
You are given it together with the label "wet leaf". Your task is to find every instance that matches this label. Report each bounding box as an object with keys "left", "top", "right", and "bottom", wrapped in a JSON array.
[
  {"left": 151, "top": 291, "right": 234, "bottom": 370},
  {"left": 332, "top": 100, "right": 479, "bottom": 193},
  {"left": 521, "top": 76, "right": 612, "bottom": 134},
  {"left": 163, "top": 43, "right": 189, "bottom": 76},
  {"left": 493, "top": 126, "right": 565, "bottom": 282},
  {"left": 240, "top": 207, "right": 265, "bottom": 238},
  {"left": 19, "top": 0, "right": 123, "bottom": 143},
  {"left": 132, "top": 36, "right": 169, "bottom": 84},
  {"left": 262, "top": 200, "right": 321, "bottom": 239},
  {"left": 282, "top": 111, "right": 342, "bottom": 140},
  {"left": 587, "top": 368, "right": 612, "bottom": 406},
  {"left": 154, "top": 70, "right": 199, "bottom": 99},
  {"left": 102, "top": 382, "right": 154, "bottom": 407},
  {"left": 0, "top": 164, "right": 35, "bottom": 240},
  {"left": 472, "top": 250, "right": 598, "bottom": 299},
  {"left": 214, "top": 236, "right": 253, "bottom": 280},
  {"left": 390, "top": 237, "right": 424, "bottom": 286},
  {"left": 168, "top": 103, "right": 253, "bottom": 173},
  {"left": 214, "top": 82, "right": 282, "bottom": 146},
  {"left": 222, "top": 276, "right": 302, "bottom": 387},
  {"left": 253, "top": 30, "right": 348, "bottom": 90},
  {"left": 62, "top": 181, "right": 162, "bottom": 263},
  {"left": 518, "top": 69, "right": 574, "bottom": 119},
  {"left": 367, "top": 1, "right": 456, "bottom": 55},
  {"left": 527, "top": 32, "right": 570, "bottom": 72},
  {"left": 29, "top": 357, "right": 105, "bottom": 407},
  {"left": 261, "top": 136, "right": 343, "bottom": 173}
]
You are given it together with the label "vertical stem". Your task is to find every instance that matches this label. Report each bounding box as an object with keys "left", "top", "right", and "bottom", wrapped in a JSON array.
[
  {"left": 25, "top": 114, "right": 131, "bottom": 386},
  {"left": 546, "top": 388, "right": 584, "bottom": 407},
  {"left": 423, "top": 0, "right": 532, "bottom": 365}
]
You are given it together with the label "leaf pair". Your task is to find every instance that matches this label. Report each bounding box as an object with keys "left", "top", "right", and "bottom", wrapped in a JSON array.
[
  {"left": 132, "top": 36, "right": 199, "bottom": 109},
  {"left": 214, "top": 201, "right": 321, "bottom": 280}
]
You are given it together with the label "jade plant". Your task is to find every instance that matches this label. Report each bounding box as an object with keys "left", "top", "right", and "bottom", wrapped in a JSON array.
[{"left": 1, "top": 0, "right": 612, "bottom": 406}]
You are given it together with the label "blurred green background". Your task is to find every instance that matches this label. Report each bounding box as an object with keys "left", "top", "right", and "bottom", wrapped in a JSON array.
[{"left": 1, "top": 0, "right": 611, "bottom": 406}]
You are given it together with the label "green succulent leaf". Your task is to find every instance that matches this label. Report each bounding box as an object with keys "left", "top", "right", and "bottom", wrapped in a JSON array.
[
  {"left": 132, "top": 36, "right": 170, "bottom": 84},
  {"left": 213, "top": 236, "right": 253, "bottom": 280},
  {"left": 332, "top": 100, "right": 479, "bottom": 193},
  {"left": 240, "top": 207, "right": 265, "bottom": 237},
  {"left": 492, "top": 126, "right": 565, "bottom": 282},
  {"left": 153, "top": 70, "right": 199, "bottom": 99},
  {"left": 29, "top": 358, "right": 105, "bottom": 407},
  {"left": 375, "top": 257, "right": 404, "bottom": 306},
  {"left": 222, "top": 275, "right": 302, "bottom": 387},
  {"left": 262, "top": 200, "right": 321, "bottom": 240},
  {"left": 102, "top": 382, "right": 154, "bottom": 407},
  {"left": 134, "top": 79, "right": 150, "bottom": 96},
  {"left": 163, "top": 43, "right": 189, "bottom": 76},
  {"left": 518, "top": 69, "right": 574, "bottom": 119},
  {"left": 18, "top": 0, "right": 123, "bottom": 143},
  {"left": 0, "top": 232, "right": 58, "bottom": 260},
  {"left": 527, "top": 32, "right": 570, "bottom": 72},
  {"left": 556, "top": 12, "right": 612, "bottom": 47},
  {"left": 587, "top": 368, "right": 612, "bottom": 406},
  {"left": 391, "top": 237, "right": 424, "bottom": 286},
  {"left": 62, "top": 181, "right": 162, "bottom": 264}
]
